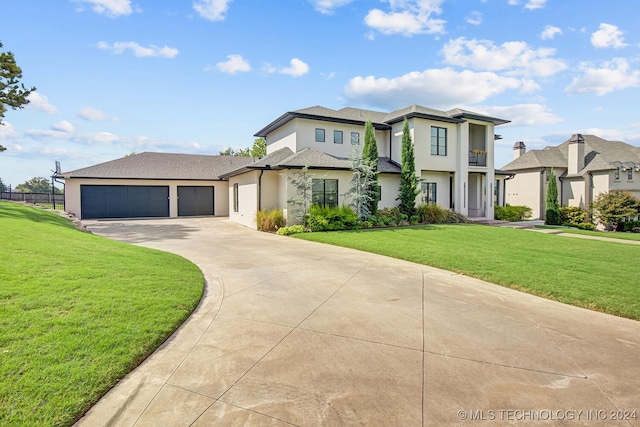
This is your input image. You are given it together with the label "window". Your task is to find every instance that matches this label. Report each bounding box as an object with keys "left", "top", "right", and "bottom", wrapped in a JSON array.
[
  {"left": 351, "top": 132, "right": 360, "bottom": 145},
  {"left": 628, "top": 168, "right": 633, "bottom": 180},
  {"left": 545, "top": 169, "right": 550, "bottom": 182},
  {"left": 431, "top": 127, "right": 447, "bottom": 156},
  {"left": 312, "top": 179, "right": 338, "bottom": 208},
  {"left": 423, "top": 182, "right": 437, "bottom": 204},
  {"left": 334, "top": 130, "right": 343, "bottom": 144},
  {"left": 315, "top": 128, "right": 325, "bottom": 143},
  {"left": 233, "top": 183, "right": 239, "bottom": 212},
  {"left": 614, "top": 168, "right": 620, "bottom": 181}
]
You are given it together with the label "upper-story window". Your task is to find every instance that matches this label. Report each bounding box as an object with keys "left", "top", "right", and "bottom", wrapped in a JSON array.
[
  {"left": 431, "top": 127, "right": 447, "bottom": 156},
  {"left": 315, "top": 128, "right": 325, "bottom": 143},
  {"left": 351, "top": 132, "right": 360, "bottom": 145},
  {"left": 334, "top": 130, "right": 343, "bottom": 144}
]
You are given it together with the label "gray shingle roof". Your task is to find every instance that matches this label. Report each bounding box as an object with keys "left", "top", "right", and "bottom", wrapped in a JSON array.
[
  {"left": 62, "top": 152, "right": 255, "bottom": 180},
  {"left": 501, "top": 135, "right": 640, "bottom": 174}
]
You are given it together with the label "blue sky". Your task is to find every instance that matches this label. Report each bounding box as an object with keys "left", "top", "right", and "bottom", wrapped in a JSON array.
[{"left": 2, "top": 0, "right": 640, "bottom": 188}]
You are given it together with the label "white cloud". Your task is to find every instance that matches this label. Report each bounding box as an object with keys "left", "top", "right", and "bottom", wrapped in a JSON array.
[
  {"left": 310, "top": 0, "right": 354, "bottom": 14},
  {"left": 275, "top": 58, "right": 310, "bottom": 77},
  {"left": 507, "top": 0, "right": 548, "bottom": 9},
  {"left": 72, "top": 0, "right": 132, "bottom": 17},
  {"left": 26, "top": 92, "right": 59, "bottom": 114},
  {"left": 97, "top": 41, "right": 179, "bottom": 58},
  {"left": 441, "top": 37, "right": 567, "bottom": 78},
  {"left": 466, "top": 11, "right": 482, "bottom": 26},
  {"left": 193, "top": 0, "right": 232, "bottom": 21},
  {"left": 77, "top": 107, "right": 115, "bottom": 121},
  {"left": 364, "top": 0, "right": 446, "bottom": 36},
  {"left": 541, "top": 25, "right": 562, "bottom": 40},
  {"left": 591, "top": 23, "right": 628, "bottom": 49},
  {"left": 478, "top": 104, "right": 562, "bottom": 126},
  {"left": 51, "top": 120, "right": 75, "bottom": 133},
  {"left": 0, "top": 122, "right": 18, "bottom": 139},
  {"left": 344, "top": 68, "right": 533, "bottom": 111},
  {"left": 215, "top": 54, "right": 251, "bottom": 74},
  {"left": 565, "top": 58, "right": 640, "bottom": 96}
]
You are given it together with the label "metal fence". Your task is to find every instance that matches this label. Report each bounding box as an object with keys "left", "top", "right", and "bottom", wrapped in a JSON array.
[{"left": 0, "top": 191, "right": 65, "bottom": 210}]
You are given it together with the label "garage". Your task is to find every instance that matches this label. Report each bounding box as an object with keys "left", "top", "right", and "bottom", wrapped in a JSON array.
[
  {"left": 81, "top": 185, "right": 169, "bottom": 219},
  {"left": 178, "top": 186, "right": 214, "bottom": 216}
]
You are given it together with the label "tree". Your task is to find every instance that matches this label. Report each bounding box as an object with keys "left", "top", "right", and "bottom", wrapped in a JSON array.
[
  {"left": 398, "top": 118, "right": 419, "bottom": 217},
  {"left": 545, "top": 168, "right": 560, "bottom": 225},
  {"left": 15, "top": 177, "right": 62, "bottom": 194},
  {"left": 218, "top": 137, "right": 267, "bottom": 158},
  {"left": 1, "top": 41, "right": 36, "bottom": 152},
  {"left": 287, "top": 166, "right": 316, "bottom": 224},
  {"left": 591, "top": 190, "right": 640, "bottom": 231},
  {"left": 343, "top": 146, "right": 378, "bottom": 219},
  {"left": 362, "top": 121, "right": 379, "bottom": 215},
  {"left": 0, "top": 177, "right": 7, "bottom": 192}
]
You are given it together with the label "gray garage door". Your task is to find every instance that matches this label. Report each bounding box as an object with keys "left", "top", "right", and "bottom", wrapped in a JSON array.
[
  {"left": 81, "top": 185, "right": 169, "bottom": 219},
  {"left": 178, "top": 186, "right": 214, "bottom": 216}
]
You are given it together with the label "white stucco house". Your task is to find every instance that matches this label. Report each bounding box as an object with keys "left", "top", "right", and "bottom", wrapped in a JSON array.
[
  {"left": 61, "top": 104, "right": 510, "bottom": 226},
  {"left": 502, "top": 134, "right": 640, "bottom": 219}
]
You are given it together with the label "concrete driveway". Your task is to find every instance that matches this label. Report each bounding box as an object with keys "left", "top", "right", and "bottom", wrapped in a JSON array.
[{"left": 75, "top": 217, "right": 639, "bottom": 426}]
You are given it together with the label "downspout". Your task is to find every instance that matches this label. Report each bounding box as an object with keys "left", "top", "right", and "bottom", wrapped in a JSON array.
[
  {"left": 257, "top": 165, "right": 271, "bottom": 211},
  {"left": 388, "top": 129, "right": 392, "bottom": 163}
]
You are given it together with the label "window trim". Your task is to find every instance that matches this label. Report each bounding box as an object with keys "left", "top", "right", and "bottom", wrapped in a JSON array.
[
  {"left": 312, "top": 178, "right": 338, "bottom": 209},
  {"left": 431, "top": 127, "right": 447, "bottom": 156},
  {"left": 315, "top": 128, "right": 325, "bottom": 143},
  {"left": 350, "top": 132, "right": 360, "bottom": 145},
  {"left": 233, "top": 183, "right": 239, "bottom": 212},
  {"left": 423, "top": 182, "right": 437, "bottom": 204},
  {"left": 333, "top": 130, "right": 343, "bottom": 144}
]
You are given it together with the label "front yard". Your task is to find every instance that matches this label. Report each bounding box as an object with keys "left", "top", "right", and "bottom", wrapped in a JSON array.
[
  {"left": 295, "top": 224, "right": 640, "bottom": 321},
  {"left": 0, "top": 202, "right": 204, "bottom": 427}
]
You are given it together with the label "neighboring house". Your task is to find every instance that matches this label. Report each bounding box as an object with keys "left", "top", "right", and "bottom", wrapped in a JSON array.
[
  {"left": 223, "top": 105, "right": 509, "bottom": 228},
  {"left": 502, "top": 134, "right": 640, "bottom": 219},
  {"left": 61, "top": 153, "right": 253, "bottom": 219}
]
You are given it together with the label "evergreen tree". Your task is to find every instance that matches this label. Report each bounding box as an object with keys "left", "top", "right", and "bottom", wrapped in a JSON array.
[
  {"left": 287, "top": 166, "right": 315, "bottom": 224},
  {"left": 545, "top": 168, "right": 560, "bottom": 225},
  {"left": 343, "top": 146, "right": 378, "bottom": 219},
  {"left": 398, "top": 118, "right": 419, "bottom": 217},
  {"left": 362, "top": 120, "right": 379, "bottom": 215}
]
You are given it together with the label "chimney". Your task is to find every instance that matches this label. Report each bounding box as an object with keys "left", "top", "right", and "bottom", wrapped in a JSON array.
[
  {"left": 567, "top": 133, "right": 585, "bottom": 174},
  {"left": 513, "top": 141, "right": 526, "bottom": 159}
]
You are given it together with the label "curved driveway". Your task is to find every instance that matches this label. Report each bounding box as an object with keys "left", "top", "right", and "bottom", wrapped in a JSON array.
[{"left": 76, "top": 217, "right": 639, "bottom": 426}]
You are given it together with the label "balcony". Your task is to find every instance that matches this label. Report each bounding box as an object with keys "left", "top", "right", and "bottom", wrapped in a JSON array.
[{"left": 468, "top": 150, "right": 487, "bottom": 167}]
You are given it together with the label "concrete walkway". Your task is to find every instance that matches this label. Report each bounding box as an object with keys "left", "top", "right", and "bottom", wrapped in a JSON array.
[
  {"left": 75, "top": 218, "right": 640, "bottom": 426},
  {"left": 525, "top": 228, "right": 640, "bottom": 245}
]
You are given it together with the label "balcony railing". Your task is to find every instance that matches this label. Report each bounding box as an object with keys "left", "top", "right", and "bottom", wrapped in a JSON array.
[{"left": 469, "top": 150, "right": 487, "bottom": 166}]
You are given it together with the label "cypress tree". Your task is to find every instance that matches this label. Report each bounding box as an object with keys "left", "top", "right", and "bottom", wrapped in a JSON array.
[
  {"left": 545, "top": 168, "right": 560, "bottom": 225},
  {"left": 398, "top": 118, "right": 419, "bottom": 217},
  {"left": 362, "top": 120, "right": 379, "bottom": 215}
]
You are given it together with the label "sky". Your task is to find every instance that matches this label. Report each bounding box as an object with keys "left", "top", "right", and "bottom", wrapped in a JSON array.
[{"left": 2, "top": 0, "right": 640, "bottom": 188}]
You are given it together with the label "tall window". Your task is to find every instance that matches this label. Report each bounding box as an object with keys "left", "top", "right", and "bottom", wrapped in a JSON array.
[
  {"left": 334, "top": 130, "right": 343, "bottom": 144},
  {"left": 431, "top": 127, "right": 447, "bottom": 156},
  {"left": 423, "top": 182, "right": 437, "bottom": 204},
  {"left": 315, "top": 128, "right": 325, "bottom": 143},
  {"left": 312, "top": 179, "right": 338, "bottom": 208},
  {"left": 628, "top": 168, "right": 633, "bottom": 180},
  {"left": 233, "top": 183, "right": 239, "bottom": 212},
  {"left": 351, "top": 132, "right": 360, "bottom": 145},
  {"left": 614, "top": 168, "right": 620, "bottom": 180}
]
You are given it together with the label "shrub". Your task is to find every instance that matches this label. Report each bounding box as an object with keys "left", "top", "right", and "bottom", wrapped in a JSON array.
[
  {"left": 276, "top": 225, "right": 306, "bottom": 235},
  {"left": 576, "top": 222, "right": 595, "bottom": 231},
  {"left": 377, "top": 206, "right": 401, "bottom": 220},
  {"left": 445, "top": 210, "right": 471, "bottom": 224},
  {"left": 495, "top": 204, "right": 532, "bottom": 222},
  {"left": 307, "top": 205, "right": 359, "bottom": 232},
  {"left": 256, "top": 208, "right": 286, "bottom": 232},
  {"left": 410, "top": 215, "right": 420, "bottom": 224},
  {"left": 416, "top": 204, "right": 448, "bottom": 224},
  {"left": 559, "top": 206, "right": 588, "bottom": 226},
  {"left": 591, "top": 190, "right": 640, "bottom": 231}
]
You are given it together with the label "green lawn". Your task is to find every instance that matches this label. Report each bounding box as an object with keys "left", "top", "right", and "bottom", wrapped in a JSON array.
[
  {"left": 295, "top": 224, "right": 640, "bottom": 321},
  {"left": 536, "top": 225, "right": 640, "bottom": 241},
  {"left": 0, "top": 202, "right": 204, "bottom": 427}
]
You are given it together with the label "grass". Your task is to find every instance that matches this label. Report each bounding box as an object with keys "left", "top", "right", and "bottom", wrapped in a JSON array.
[
  {"left": 536, "top": 225, "right": 640, "bottom": 241},
  {"left": 0, "top": 202, "right": 204, "bottom": 427},
  {"left": 295, "top": 224, "right": 640, "bottom": 321}
]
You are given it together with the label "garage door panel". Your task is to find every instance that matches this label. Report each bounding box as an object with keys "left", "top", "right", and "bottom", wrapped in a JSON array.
[
  {"left": 81, "top": 185, "right": 169, "bottom": 219},
  {"left": 178, "top": 186, "right": 214, "bottom": 216}
]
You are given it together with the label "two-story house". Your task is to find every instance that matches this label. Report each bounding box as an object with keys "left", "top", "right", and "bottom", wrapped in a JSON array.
[{"left": 222, "top": 105, "right": 509, "bottom": 228}]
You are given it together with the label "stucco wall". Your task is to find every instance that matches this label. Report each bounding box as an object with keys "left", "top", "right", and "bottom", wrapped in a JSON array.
[
  {"left": 64, "top": 178, "right": 229, "bottom": 219},
  {"left": 419, "top": 171, "right": 451, "bottom": 208},
  {"left": 378, "top": 174, "right": 400, "bottom": 209},
  {"left": 228, "top": 171, "right": 259, "bottom": 229},
  {"left": 505, "top": 170, "right": 543, "bottom": 219}
]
